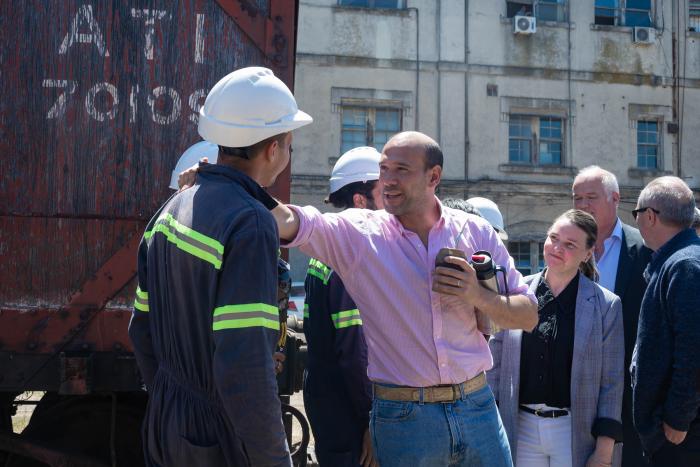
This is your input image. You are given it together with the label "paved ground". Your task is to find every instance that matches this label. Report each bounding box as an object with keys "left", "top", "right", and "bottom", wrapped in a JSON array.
[
  {"left": 11, "top": 391, "right": 317, "bottom": 465},
  {"left": 290, "top": 391, "right": 318, "bottom": 465}
]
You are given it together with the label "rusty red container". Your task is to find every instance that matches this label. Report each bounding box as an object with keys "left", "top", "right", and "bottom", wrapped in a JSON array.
[{"left": 0, "top": 0, "right": 298, "bottom": 393}]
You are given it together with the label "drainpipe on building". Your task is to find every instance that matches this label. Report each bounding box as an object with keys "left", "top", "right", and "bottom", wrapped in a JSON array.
[
  {"left": 463, "top": 0, "right": 470, "bottom": 197},
  {"left": 671, "top": 2, "right": 687, "bottom": 178},
  {"left": 436, "top": 0, "right": 442, "bottom": 145},
  {"left": 671, "top": 0, "right": 680, "bottom": 176},
  {"left": 407, "top": 6, "right": 420, "bottom": 132},
  {"left": 566, "top": 0, "right": 573, "bottom": 171}
]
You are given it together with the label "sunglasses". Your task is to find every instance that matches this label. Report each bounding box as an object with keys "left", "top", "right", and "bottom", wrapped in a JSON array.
[{"left": 632, "top": 206, "right": 660, "bottom": 220}]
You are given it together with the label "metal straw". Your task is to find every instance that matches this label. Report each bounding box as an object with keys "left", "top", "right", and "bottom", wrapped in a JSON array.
[{"left": 453, "top": 220, "right": 469, "bottom": 248}]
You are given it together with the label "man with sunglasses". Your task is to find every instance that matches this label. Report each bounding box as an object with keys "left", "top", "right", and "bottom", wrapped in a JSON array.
[
  {"left": 572, "top": 166, "right": 652, "bottom": 466},
  {"left": 631, "top": 176, "right": 700, "bottom": 467}
]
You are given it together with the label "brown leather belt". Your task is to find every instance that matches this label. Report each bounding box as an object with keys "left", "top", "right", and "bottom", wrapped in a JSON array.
[{"left": 373, "top": 372, "right": 487, "bottom": 403}]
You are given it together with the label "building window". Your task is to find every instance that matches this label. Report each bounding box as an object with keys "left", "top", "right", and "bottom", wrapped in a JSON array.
[
  {"left": 507, "top": 0, "right": 533, "bottom": 17},
  {"left": 509, "top": 241, "right": 545, "bottom": 276},
  {"left": 338, "top": 0, "right": 405, "bottom": 8},
  {"left": 536, "top": 0, "right": 567, "bottom": 22},
  {"left": 507, "top": 0, "right": 567, "bottom": 22},
  {"left": 637, "top": 120, "right": 659, "bottom": 169},
  {"left": 594, "top": 0, "right": 653, "bottom": 27},
  {"left": 690, "top": 1, "right": 700, "bottom": 32},
  {"left": 508, "top": 115, "right": 564, "bottom": 165},
  {"left": 341, "top": 106, "right": 401, "bottom": 154}
]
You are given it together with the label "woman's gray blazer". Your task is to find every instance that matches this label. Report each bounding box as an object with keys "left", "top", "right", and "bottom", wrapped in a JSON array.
[{"left": 488, "top": 271, "right": 624, "bottom": 467}]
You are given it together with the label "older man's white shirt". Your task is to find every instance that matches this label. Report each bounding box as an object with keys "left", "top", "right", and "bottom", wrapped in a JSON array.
[{"left": 596, "top": 218, "right": 623, "bottom": 292}]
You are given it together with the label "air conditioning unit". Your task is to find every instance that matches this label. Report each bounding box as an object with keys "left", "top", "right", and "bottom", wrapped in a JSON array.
[
  {"left": 514, "top": 15, "right": 536, "bottom": 34},
  {"left": 633, "top": 27, "right": 655, "bottom": 44}
]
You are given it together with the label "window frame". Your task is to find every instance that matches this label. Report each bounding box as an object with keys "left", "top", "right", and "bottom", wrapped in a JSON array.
[
  {"left": 337, "top": 0, "right": 406, "bottom": 9},
  {"left": 690, "top": 0, "right": 700, "bottom": 32},
  {"left": 594, "top": 0, "right": 655, "bottom": 27},
  {"left": 636, "top": 119, "right": 661, "bottom": 169},
  {"left": 506, "top": 0, "right": 534, "bottom": 18},
  {"left": 340, "top": 104, "right": 402, "bottom": 155},
  {"left": 508, "top": 114, "right": 565, "bottom": 167},
  {"left": 508, "top": 240, "right": 545, "bottom": 276},
  {"left": 506, "top": 0, "right": 568, "bottom": 22}
]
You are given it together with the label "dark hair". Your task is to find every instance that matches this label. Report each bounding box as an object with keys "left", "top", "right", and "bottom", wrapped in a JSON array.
[
  {"left": 552, "top": 209, "right": 599, "bottom": 281},
  {"left": 327, "top": 180, "right": 378, "bottom": 210},
  {"left": 218, "top": 132, "right": 288, "bottom": 160},
  {"left": 424, "top": 142, "right": 443, "bottom": 170},
  {"left": 442, "top": 198, "right": 482, "bottom": 217}
]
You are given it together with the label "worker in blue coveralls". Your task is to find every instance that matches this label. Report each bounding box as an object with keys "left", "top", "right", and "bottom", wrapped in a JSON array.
[
  {"left": 128, "top": 67, "right": 312, "bottom": 467},
  {"left": 303, "top": 147, "right": 382, "bottom": 467}
]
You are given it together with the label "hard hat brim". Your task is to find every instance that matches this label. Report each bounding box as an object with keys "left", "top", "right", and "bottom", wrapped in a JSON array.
[
  {"left": 198, "top": 109, "right": 313, "bottom": 148},
  {"left": 169, "top": 141, "right": 220, "bottom": 190},
  {"left": 329, "top": 172, "right": 380, "bottom": 194}
]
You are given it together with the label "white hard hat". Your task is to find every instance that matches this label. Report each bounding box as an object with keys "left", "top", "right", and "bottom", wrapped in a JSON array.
[
  {"left": 169, "top": 141, "right": 219, "bottom": 190},
  {"left": 467, "top": 197, "right": 509, "bottom": 241},
  {"left": 329, "top": 146, "right": 381, "bottom": 194},
  {"left": 198, "top": 67, "right": 312, "bottom": 147}
]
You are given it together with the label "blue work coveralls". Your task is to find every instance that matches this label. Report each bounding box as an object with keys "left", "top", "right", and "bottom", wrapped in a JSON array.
[
  {"left": 302, "top": 259, "right": 372, "bottom": 466},
  {"left": 129, "top": 164, "right": 291, "bottom": 467}
]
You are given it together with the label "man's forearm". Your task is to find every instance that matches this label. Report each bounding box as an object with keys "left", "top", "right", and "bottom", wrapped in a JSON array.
[
  {"left": 474, "top": 291, "right": 537, "bottom": 331},
  {"left": 271, "top": 203, "right": 300, "bottom": 241}
]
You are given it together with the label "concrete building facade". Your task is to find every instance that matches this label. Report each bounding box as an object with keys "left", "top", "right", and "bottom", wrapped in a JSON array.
[{"left": 288, "top": 0, "right": 700, "bottom": 280}]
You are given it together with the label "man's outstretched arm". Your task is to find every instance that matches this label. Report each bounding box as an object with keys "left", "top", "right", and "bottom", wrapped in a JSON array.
[{"left": 177, "top": 163, "right": 301, "bottom": 241}]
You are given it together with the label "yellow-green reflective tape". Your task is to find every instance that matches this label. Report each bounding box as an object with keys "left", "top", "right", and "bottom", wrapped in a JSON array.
[
  {"left": 303, "top": 304, "right": 309, "bottom": 319},
  {"left": 145, "top": 214, "right": 224, "bottom": 269},
  {"left": 307, "top": 259, "right": 332, "bottom": 284},
  {"left": 213, "top": 303, "right": 279, "bottom": 331},
  {"left": 306, "top": 268, "right": 328, "bottom": 284},
  {"left": 309, "top": 259, "right": 330, "bottom": 276},
  {"left": 134, "top": 286, "right": 149, "bottom": 312},
  {"left": 136, "top": 286, "right": 148, "bottom": 300},
  {"left": 331, "top": 309, "right": 362, "bottom": 329}
]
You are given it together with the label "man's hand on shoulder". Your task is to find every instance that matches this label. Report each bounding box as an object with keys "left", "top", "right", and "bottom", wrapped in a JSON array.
[{"left": 177, "top": 157, "right": 210, "bottom": 190}]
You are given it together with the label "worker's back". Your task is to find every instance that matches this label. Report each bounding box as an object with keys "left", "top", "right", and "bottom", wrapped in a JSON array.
[{"left": 130, "top": 163, "right": 290, "bottom": 467}]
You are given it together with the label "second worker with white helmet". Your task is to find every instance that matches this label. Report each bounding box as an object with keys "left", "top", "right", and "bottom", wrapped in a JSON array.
[{"left": 303, "top": 147, "right": 382, "bottom": 467}]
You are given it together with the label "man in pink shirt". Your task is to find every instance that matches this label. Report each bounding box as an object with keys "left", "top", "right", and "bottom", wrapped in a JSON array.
[{"left": 275, "top": 131, "right": 537, "bottom": 466}]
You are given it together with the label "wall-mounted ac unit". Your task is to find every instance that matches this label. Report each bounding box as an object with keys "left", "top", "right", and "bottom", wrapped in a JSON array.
[
  {"left": 633, "top": 27, "right": 655, "bottom": 44},
  {"left": 514, "top": 15, "right": 537, "bottom": 34}
]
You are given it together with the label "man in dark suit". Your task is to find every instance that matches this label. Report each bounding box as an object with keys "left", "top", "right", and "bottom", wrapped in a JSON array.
[{"left": 572, "top": 166, "right": 652, "bottom": 466}]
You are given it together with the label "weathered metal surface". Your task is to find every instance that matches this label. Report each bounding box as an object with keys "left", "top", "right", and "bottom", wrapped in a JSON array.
[
  {"left": 0, "top": 431, "right": 110, "bottom": 467},
  {"left": 59, "top": 353, "right": 93, "bottom": 395},
  {"left": 0, "top": 353, "right": 142, "bottom": 392},
  {"left": 0, "top": 0, "right": 298, "bottom": 390}
]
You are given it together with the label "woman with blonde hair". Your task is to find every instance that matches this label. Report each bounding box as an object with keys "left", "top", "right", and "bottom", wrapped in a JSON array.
[{"left": 488, "top": 209, "right": 624, "bottom": 467}]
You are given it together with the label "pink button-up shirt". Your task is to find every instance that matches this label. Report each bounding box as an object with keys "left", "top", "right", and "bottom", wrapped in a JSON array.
[{"left": 285, "top": 199, "right": 536, "bottom": 387}]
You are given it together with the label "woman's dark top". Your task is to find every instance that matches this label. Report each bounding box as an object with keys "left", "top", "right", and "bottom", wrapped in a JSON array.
[{"left": 519, "top": 271, "right": 579, "bottom": 408}]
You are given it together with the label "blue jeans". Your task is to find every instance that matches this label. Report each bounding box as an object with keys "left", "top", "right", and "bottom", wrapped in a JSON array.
[{"left": 370, "top": 385, "right": 512, "bottom": 467}]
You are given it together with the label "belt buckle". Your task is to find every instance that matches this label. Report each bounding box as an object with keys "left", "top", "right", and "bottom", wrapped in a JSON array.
[{"left": 534, "top": 408, "right": 546, "bottom": 417}]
